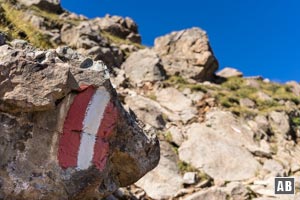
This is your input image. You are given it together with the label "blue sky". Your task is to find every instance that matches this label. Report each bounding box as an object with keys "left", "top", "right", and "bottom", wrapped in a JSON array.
[{"left": 61, "top": 0, "right": 299, "bottom": 82}]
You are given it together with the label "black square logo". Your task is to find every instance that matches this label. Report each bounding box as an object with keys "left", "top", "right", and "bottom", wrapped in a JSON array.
[{"left": 274, "top": 177, "right": 295, "bottom": 195}]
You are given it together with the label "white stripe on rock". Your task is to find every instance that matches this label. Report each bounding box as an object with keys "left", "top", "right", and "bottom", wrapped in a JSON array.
[{"left": 77, "top": 88, "right": 110, "bottom": 170}]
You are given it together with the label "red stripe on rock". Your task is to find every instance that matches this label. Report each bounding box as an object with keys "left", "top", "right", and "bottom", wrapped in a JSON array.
[
  {"left": 58, "top": 85, "right": 96, "bottom": 169},
  {"left": 93, "top": 101, "right": 118, "bottom": 171}
]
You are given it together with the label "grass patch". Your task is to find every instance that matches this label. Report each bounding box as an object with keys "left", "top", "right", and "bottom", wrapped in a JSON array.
[
  {"left": 217, "top": 77, "right": 300, "bottom": 114},
  {"left": 1, "top": 2, "right": 53, "bottom": 49},
  {"left": 178, "top": 161, "right": 198, "bottom": 173},
  {"left": 101, "top": 31, "right": 144, "bottom": 49},
  {"left": 292, "top": 117, "right": 300, "bottom": 127},
  {"left": 165, "top": 75, "right": 210, "bottom": 93}
]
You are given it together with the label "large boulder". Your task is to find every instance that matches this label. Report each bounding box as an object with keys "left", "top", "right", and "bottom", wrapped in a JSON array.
[
  {"left": 179, "top": 122, "right": 261, "bottom": 181},
  {"left": 135, "top": 141, "right": 183, "bottom": 199},
  {"left": 121, "top": 49, "right": 166, "bottom": 85},
  {"left": 0, "top": 44, "right": 160, "bottom": 199},
  {"left": 217, "top": 67, "right": 243, "bottom": 78},
  {"left": 93, "top": 15, "right": 141, "bottom": 43},
  {"left": 154, "top": 27, "right": 218, "bottom": 82},
  {"left": 17, "top": 0, "right": 63, "bottom": 13}
]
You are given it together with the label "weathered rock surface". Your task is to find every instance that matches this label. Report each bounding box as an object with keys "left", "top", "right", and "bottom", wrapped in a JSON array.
[
  {"left": 156, "top": 87, "right": 197, "bottom": 123},
  {"left": 179, "top": 123, "right": 261, "bottom": 181},
  {"left": 121, "top": 49, "right": 166, "bottom": 85},
  {"left": 17, "top": 0, "right": 63, "bottom": 13},
  {"left": 154, "top": 27, "right": 218, "bottom": 82},
  {"left": 135, "top": 141, "right": 183, "bottom": 200},
  {"left": 183, "top": 188, "right": 227, "bottom": 200},
  {"left": 0, "top": 43, "right": 160, "bottom": 199},
  {"left": 217, "top": 67, "right": 243, "bottom": 78},
  {"left": 124, "top": 94, "right": 166, "bottom": 129},
  {"left": 93, "top": 15, "right": 141, "bottom": 43}
]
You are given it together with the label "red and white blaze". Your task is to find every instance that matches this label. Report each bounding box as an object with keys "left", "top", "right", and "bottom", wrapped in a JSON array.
[{"left": 58, "top": 85, "right": 118, "bottom": 171}]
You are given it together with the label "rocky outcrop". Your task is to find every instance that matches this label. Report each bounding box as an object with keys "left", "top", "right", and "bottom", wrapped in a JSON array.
[
  {"left": 0, "top": 42, "right": 160, "bottom": 199},
  {"left": 17, "top": 0, "right": 63, "bottom": 13},
  {"left": 154, "top": 27, "right": 218, "bottom": 82},
  {"left": 93, "top": 15, "right": 141, "bottom": 44}
]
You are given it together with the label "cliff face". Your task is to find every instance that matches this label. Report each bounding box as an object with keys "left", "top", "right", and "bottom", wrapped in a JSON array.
[{"left": 1, "top": 0, "right": 300, "bottom": 199}]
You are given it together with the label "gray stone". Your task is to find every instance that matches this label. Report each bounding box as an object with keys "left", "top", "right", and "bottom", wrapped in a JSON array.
[
  {"left": 217, "top": 67, "right": 243, "bottom": 78},
  {"left": 183, "top": 172, "right": 197, "bottom": 185},
  {"left": 125, "top": 95, "right": 166, "bottom": 129},
  {"left": 239, "top": 98, "right": 255, "bottom": 108},
  {"left": 156, "top": 87, "right": 197, "bottom": 123},
  {"left": 268, "top": 111, "right": 290, "bottom": 136},
  {"left": 179, "top": 123, "right": 261, "bottom": 181},
  {"left": 136, "top": 141, "right": 183, "bottom": 200},
  {"left": 121, "top": 49, "right": 166, "bottom": 84},
  {"left": 167, "top": 125, "right": 184, "bottom": 146},
  {"left": 93, "top": 15, "right": 141, "bottom": 43},
  {"left": 183, "top": 188, "right": 227, "bottom": 200},
  {"left": 0, "top": 44, "right": 160, "bottom": 199},
  {"left": 204, "top": 110, "right": 259, "bottom": 151},
  {"left": 262, "top": 160, "right": 284, "bottom": 176},
  {"left": 17, "top": 0, "right": 62, "bottom": 13},
  {"left": 154, "top": 27, "right": 218, "bottom": 82}
]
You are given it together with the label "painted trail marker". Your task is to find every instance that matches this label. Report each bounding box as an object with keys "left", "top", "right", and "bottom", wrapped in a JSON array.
[{"left": 58, "top": 85, "right": 118, "bottom": 171}]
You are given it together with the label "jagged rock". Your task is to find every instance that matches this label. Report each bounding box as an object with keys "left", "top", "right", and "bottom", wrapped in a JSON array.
[
  {"left": 61, "top": 22, "right": 105, "bottom": 49},
  {"left": 204, "top": 110, "right": 259, "bottom": 151},
  {"left": 60, "top": 22, "right": 124, "bottom": 68},
  {"left": 179, "top": 123, "right": 261, "bottom": 181},
  {"left": 154, "top": 27, "right": 218, "bottom": 82},
  {"left": 121, "top": 49, "right": 166, "bottom": 85},
  {"left": 217, "top": 67, "right": 243, "bottom": 78},
  {"left": 156, "top": 87, "right": 197, "bottom": 123},
  {"left": 136, "top": 141, "right": 183, "bottom": 200},
  {"left": 93, "top": 15, "right": 141, "bottom": 43},
  {"left": 124, "top": 94, "right": 166, "bottom": 129},
  {"left": 17, "top": 0, "right": 63, "bottom": 13},
  {"left": 222, "top": 182, "right": 250, "bottom": 200},
  {"left": 0, "top": 44, "right": 160, "bottom": 199},
  {"left": 183, "top": 188, "right": 227, "bottom": 200}
]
